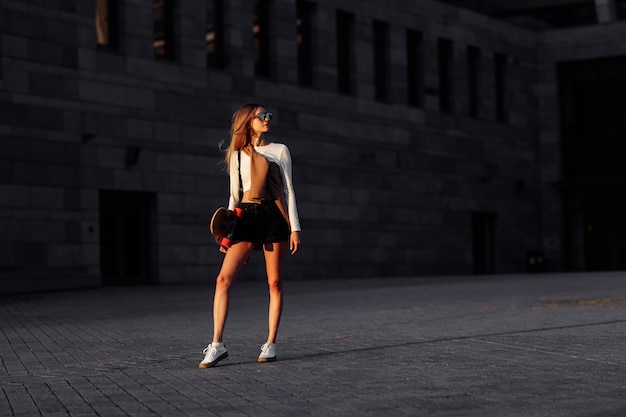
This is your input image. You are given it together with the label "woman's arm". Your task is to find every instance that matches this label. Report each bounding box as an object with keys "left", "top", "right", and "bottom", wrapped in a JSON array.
[
  {"left": 227, "top": 151, "right": 240, "bottom": 210},
  {"left": 280, "top": 145, "right": 301, "bottom": 232}
]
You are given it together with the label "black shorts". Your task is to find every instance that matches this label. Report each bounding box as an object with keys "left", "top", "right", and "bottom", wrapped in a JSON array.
[{"left": 233, "top": 201, "right": 290, "bottom": 250}]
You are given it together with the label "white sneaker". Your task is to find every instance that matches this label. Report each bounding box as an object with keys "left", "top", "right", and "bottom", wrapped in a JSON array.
[
  {"left": 258, "top": 342, "right": 276, "bottom": 363},
  {"left": 199, "top": 343, "right": 228, "bottom": 368}
]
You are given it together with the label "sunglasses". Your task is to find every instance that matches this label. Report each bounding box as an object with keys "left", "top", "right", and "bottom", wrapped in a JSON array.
[{"left": 256, "top": 112, "right": 273, "bottom": 122}]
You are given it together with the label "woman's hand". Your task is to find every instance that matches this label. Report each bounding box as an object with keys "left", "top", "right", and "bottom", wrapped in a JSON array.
[{"left": 290, "top": 231, "right": 301, "bottom": 255}]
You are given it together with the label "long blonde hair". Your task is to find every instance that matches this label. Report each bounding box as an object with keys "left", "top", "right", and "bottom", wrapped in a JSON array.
[{"left": 224, "top": 103, "right": 263, "bottom": 171}]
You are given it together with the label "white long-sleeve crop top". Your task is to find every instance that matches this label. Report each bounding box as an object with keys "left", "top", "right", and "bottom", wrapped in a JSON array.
[{"left": 228, "top": 142, "right": 301, "bottom": 232}]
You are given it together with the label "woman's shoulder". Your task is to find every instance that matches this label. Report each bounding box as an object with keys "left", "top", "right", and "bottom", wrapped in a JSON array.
[
  {"left": 267, "top": 141, "right": 288, "bottom": 151},
  {"left": 263, "top": 142, "right": 290, "bottom": 157},
  {"left": 255, "top": 142, "right": 291, "bottom": 162}
]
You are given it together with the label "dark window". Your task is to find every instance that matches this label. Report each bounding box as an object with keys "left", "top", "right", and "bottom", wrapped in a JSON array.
[
  {"left": 559, "top": 56, "right": 626, "bottom": 176},
  {"left": 207, "top": 0, "right": 225, "bottom": 68},
  {"left": 336, "top": 10, "right": 354, "bottom": 95},
  {"left": 297, "top": 0, "right": 315, "bottom": 86},
  {"left": 438, "top": 37, "right": 454, "bottom": 113},
  {"left": 154, "top": 0, "right": 176, "bottom": 60},
  {"left": 472, "top": 212, "right": 497, "bottom": 275},
  {"left": 254, "top": 0, "right": 271, "bottom": 77},
  {"left": 373, "top": 20, "right": 389, "bottom": 102},
  {"left": 100, "top": 190, "right": 157, "bottom": 286},
  {"left": 619, "top": 0, "right": 626, "bottom": 20},
  {"left": 467, "top": 46, "right": 480, "bottom": 118},
  {"left": 495, "top": 53, "right": 507, "bottom": 123},
  {"left": 406, "top": 29, "right": 423, "bottom": 108},
  {"left": 96, "top": 0, "right": 120, "bottom": 49},
  {"left": 0, "top": 15, "right": 3, "bottom": 80}
]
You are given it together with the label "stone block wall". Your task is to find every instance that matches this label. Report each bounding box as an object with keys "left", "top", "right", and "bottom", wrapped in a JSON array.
[{"left": 4, "top": 0, "right": 614, "bottom": 292}]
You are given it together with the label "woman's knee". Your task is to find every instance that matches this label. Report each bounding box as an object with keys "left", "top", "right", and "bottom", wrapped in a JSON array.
[
  {"left": 267, "top": 278, "right": 283, "bottom": 294},
  {"left": 215, "top": 274, "right": 234, "bottom": 291}
]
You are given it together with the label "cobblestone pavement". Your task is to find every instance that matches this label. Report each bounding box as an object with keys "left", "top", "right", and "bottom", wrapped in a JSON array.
[{"left": 1, "top": 272, "right": 626, "bottom": 417}]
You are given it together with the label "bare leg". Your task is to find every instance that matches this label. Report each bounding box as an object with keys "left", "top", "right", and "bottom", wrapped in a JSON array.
[
  {"left": 212, "top": 241, "right": 254, "bottom": 343},
  {"left": 263, "top": 241, "right": 288, "bottom": 343}
]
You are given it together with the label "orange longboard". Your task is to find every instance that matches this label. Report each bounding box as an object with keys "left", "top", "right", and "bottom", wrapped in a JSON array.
[{"left": 210, "top": 207, "right": 244, "bottom": 248}]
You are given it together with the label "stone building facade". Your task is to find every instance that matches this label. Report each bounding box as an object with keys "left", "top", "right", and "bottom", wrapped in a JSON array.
[{"left": 1, "top": 0, "right": 625, "bottom": 293}]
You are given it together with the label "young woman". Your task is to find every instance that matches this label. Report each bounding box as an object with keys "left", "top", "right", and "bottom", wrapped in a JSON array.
[{"left": 199, "top": 103, "right": 301, "bottom": 368}]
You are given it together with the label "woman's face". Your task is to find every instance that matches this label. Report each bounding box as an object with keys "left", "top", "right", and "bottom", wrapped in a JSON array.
[{"left": 250, "top": 106, "right": 272, "bottom": 136}]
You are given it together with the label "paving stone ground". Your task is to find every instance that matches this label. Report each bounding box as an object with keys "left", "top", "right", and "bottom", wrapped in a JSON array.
[{"left": 1, "top": 272, "right": 626, "bottom": 417}]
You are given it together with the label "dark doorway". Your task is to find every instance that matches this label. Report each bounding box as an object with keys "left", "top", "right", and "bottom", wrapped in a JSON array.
[
  {"left": 99, "top": 190, "right": 156, "bottom": 286},
  {"left": 472, "top": 212, "right": 497, "bottom": 274},
  {"left": 583, "top": 187, "right": 626, "bottom": 271},
  {"left": 559, "top": 57, "right": 626, "bottom": 271}
]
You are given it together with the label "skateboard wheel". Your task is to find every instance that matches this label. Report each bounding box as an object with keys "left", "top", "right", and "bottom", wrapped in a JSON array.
[
  {"left": 221, "top": 237, "right": 232, "bottom": 247},
  {"left": 234, "top": 207, "right": 244, "bottom": 217}
]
